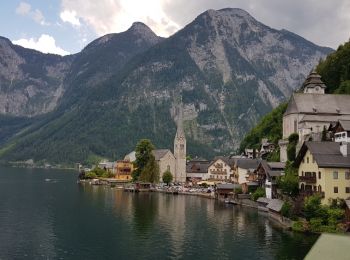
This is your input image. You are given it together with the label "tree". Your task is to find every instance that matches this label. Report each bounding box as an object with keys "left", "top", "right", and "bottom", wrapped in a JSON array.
[
  {"left": 133, "top": 139, "right": 155, "bottom": 181},
  {"left": 287, "top": 133, "right": 299, "bottom": 162},
  {"left": 139, "top": 155, "right": 160, "bottom": 183},
  {"left": 277, "top": 161, "right": 299, "bottom": 197},
  {"left": 162, "top": 170, "right": 173, "bottom": 185},
  {"left": 321, "top": 126, "right": 328, "bottom": 141}
]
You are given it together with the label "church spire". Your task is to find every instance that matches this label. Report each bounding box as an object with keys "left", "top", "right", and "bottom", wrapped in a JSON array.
[{"left": 175, "top": 98, "right": 185, "bottom": 138}]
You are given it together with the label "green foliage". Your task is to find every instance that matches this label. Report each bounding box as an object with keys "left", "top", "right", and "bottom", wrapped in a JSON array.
[
  {"left": 303, "top": 194, "right": 324, "bottom": 220},
  {"left": 162, "top": 170, "right": 173, "bottom": 184},
  {"left": 266, "top": 148, "right": 280, "bottom": 162},
  {"left": 292, "top": 221, "right": 307, "bottom": 232},
  {"left": 251, "top": 187, "right": 265, "bottom": 201},
  {"left": 89, "top": 167, "right": 114, "bottom": 178},
  {"left": 85, "top": 172, "right": 97, "bottom": 179},
  {"left": 234, "top": 187, "right": 243, "bottom": 194},
  {"left": 287, "top": 133, "right": 299, "bottom": 162},
  {"left": 317, "top": 41, "right": 350, "bottom": 94},
  {"left": 239, "top": 103, "right": 287, "bottom": 152},
  {"left": 139, "top": 155, "right": 160, "bottom": 183},
  {"left": 277, "top": 162, "right": 299, "bottom": 197},
  {"left": 133, "top": 139, "right": 155, "bottom": 181},
  {"left": 281, "top": 201, "right": 292, "bottom": 218}
]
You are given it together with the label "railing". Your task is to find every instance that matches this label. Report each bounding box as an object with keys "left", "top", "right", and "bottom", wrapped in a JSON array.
[
  {"left": 299, "top": 176, "right": 316, "bottom": 183},
  {"left": 300, "top": 190, "right": 325, "bottom": 198}
]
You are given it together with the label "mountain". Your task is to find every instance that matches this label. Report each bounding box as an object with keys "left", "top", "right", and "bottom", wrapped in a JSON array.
[
  {"left": 0, "top": 8, "right": 333, "bottom": 165},
  {"left": 0, "top": 36, "right": 73, "bottom": 117}
]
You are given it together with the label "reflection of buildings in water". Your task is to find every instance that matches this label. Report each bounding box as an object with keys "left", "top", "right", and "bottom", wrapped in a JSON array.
[
  {"left": 156, "top": 194, "right": 186, "bottom": 257},
  {"left": 112, "top": 190, "right": 133, "bottom": 221}
]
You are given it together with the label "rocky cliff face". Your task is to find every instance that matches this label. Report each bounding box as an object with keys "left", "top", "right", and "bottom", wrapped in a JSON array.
[
  {"left": 0, "top": 8, "right": 333, "bottom": 164},
  {"left": 0, "top": 37, "right": 73, "bottom": 116}
]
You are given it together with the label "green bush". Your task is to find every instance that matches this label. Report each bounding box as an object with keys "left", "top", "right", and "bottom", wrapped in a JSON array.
[
  {"left": 292, "top": 221, "right": 308, "bottom": 232},
  {"left": 251, "top": 187, "right": 265, "bottom": 201},
  {"left": 309, "top": 218, "right": 323, "bottom": 232},
  {"left": 85, "top": 172, "right": 97, "bottom": 179},
  {"left": 281, "top": 201, "right": 292, "bottom": 218}
]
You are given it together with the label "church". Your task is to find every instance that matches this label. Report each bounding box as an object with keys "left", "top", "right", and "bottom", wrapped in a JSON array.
[
  {"left": 279, "top": 70, "right": 350, "bottom": 162},
  {"left": 153, "top": 102, "right": 187, "bottom": 183}
]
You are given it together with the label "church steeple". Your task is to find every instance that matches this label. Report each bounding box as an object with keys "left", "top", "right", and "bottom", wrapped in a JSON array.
[
  {"left": 174, "top": 98, "right": 186, "bottom": 183},
  {"left": 301, "top": 70, "right": 326, "bottom": 94}
]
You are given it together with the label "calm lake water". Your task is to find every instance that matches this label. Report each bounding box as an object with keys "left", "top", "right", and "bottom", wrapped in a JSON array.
[{"left": 0, "top": 167, "right": 318, "bottom": 259}]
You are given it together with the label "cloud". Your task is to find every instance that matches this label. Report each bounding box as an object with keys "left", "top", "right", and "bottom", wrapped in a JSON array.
[
  {"left": 15, "top": 2, "right": 31, "bottom": 15},
  {"left": 60, "top": 10, "right": 81, "bottom": 27},
  {"left": 15, "top": 1, "right": 49, "bottom": 25},
  {"left": 12, "top": 34, "right": 70, "bottom": 56},
  {"left": 60, "top": 0, "right": 350, "bottom": 49},
  {"left": 60, "top": 0, "right": 180, "bottom": 37}
]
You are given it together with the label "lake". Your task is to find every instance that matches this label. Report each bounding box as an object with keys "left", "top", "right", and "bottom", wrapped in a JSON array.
[{"left": 0, "top": 167, "right": 318, "bottom": 259}]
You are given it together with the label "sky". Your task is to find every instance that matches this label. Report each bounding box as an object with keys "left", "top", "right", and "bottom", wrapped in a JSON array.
[{"left": 1, "top": 0, "right": 350, "bottom": 56}]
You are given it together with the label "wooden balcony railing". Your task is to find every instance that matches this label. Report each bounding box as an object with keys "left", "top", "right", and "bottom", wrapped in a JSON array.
[{"left": 299, "top": 176, "right": 316, "bottom": 183}]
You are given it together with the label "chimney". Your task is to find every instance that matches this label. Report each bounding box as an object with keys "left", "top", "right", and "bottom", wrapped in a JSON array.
[{"left": 340, "top": 142, "right": 347, "bottom": 157}]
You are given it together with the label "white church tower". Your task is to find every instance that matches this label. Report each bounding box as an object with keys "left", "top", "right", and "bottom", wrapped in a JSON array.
[{"left": 174, "top": 101, "right": 186, "bottom": 183}]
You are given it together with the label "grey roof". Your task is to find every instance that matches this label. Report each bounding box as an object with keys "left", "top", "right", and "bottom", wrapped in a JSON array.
[
  {"left": 216, "top": 183, "right": 241, "bottom": 190},
  {"left": 257, "top": 197, "right": 271, "bottom": 204},
  {"left": 152, "top": 149, "right": 173, "bottom": 160},
  {"left": 236, "top": 158, "right": 261, "bottom": 170},
  {"left": 266, "top": 199, "right": 284, "bottom": 212},
  {"left": 284, "top": 93, "right": 350, "bottom": 116},
  {"left": 186, "top": 160, "right": 211, "bottom": 173},
  {"left": 209, "top": 156, "right": 236, "bottom": 168},
  {"left": 257, "top": 161, "right": 285, "bottom": 178},
  {"left": 295, "top": 142, "right": 350, "bottom": 168},
  {"left": 300, "top": 71, "right": 327, "bottom": 90},
  {"left": 339, "top": 120, "right": 350, "bottom": 131},
  {"left": 345, "top": 200, "right": 350, "bottom": 209}
]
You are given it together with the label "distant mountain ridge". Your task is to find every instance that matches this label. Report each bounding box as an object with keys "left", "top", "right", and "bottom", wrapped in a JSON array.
[{"left": 0, "top": 8, "right": 333, "bottom": 165}]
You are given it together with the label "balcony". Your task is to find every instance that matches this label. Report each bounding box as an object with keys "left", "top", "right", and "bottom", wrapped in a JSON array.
[
  {"left": 300, "top": 190, "right": 325, "bottom": 198},
  {"left": 299, "top": 175, "right": 316, "bottom": 183}
]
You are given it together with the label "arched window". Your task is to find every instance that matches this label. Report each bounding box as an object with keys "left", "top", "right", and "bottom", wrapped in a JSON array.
[
  {"left": 301, "top": 183, "right": 305, "bottom": 190},
  {"left": 294, "top": 119, "right": 297, "bottom": 133},
  {"left": 318, "top": 185, "right": 322, "bottom": 192}
]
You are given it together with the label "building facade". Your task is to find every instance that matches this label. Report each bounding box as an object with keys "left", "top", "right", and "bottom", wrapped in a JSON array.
[
  {"left": 207, "top": 157, "right": 234, "bottom": 182},
  {"left": 115, "top": 160, "right": 133, "bottom": 181},
  {"left": 295, "top": 142, "right": 350, "bottom": 203},
  {"left": 153, "top": 149, "right": 176, "bottom": 183}
]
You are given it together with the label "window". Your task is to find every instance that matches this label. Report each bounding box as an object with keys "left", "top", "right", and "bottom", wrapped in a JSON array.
[
  {"left": 302, "top": 158, "right": 305, "bottom": 163},
  {"left": 318, "top": 171, "right": 321, "bottom": 179},
  {"left": 346, "top": 187, "right": 350, "bottom": 193},
  {"left": 333, "top": 171, "right": 338, "bottom": 179},
  {"left": 345, "top": 171, "right": 350, "bottom": 180},
  {"left": 301, "top": 171, "right": 304, "bottom": 176},
  {"left": 334, "top": 187, "right": 338, "bottom": 193},
  {"left": 307, "top": 157, "right": 309, "bottom": 164},
  {"left": 318, "top": 185, "right": 322, "bottom": 192},
  {"left": 294, "top": 120, "right": 297, "bottom": 133}
]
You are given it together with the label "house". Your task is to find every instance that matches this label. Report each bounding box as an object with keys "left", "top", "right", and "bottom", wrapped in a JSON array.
[
  {"left": 295, "top": 141, "right": 350, "bottom": 204},
  {"left": 186, "top": 159, "right": 211, "bottom": 182},
  {"left": 216, "top": 183, "right": 241, "bottom": 200},
  {"left": 260, "top": 138, "right": 276, "bottom": 159},
  {"left": 98, "top": 161, "right": 115, "bottom": 173},
  {"left": 233, "top": 159, "right": 260, "bottom": 184},
  {"left": 329, "top": 120, "right": 350, "bottom": 143},
  {"left": 279, "top": 71, "right": 350, "bottom": 162},
  {"left": 207, "top": 156, "right": 235, "bottom": 182},
  {"left": 256, "top": 161, "right": 285, "bottom": 199},
  {"left": 115, "top": 160, "right": 134, "bottom": 181},
  {"left": 153, "top": 149, "right": 176, "bottom": 182}
]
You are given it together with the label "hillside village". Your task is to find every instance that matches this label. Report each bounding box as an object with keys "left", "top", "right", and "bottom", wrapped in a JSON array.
[{"left": 79, "top": 69, "right": 350, "bottom": 233}]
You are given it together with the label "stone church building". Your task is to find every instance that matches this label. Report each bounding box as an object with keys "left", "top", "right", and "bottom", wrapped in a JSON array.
[{"left": 279, "top": 71, "right": 350, "bottom": 162}]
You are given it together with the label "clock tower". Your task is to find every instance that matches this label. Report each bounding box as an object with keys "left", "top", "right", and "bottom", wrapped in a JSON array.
[{"left": 174, "top": 102, "right": 186, "bottom": 183}]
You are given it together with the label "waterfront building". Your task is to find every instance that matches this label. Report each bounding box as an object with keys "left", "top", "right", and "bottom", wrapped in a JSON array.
[
  {"left": 279, "top": 71, "right": 350, "bottom": 162},
  {"left": 115, "top": 160, "right": 134, "bottom": 181},
  {"left": 186, "top": 159, "right": 211, "bottom": 182},
  {"left": 233, "top": 158, "right": 261, "bottom": 184},
  {"left": 153, "top": 149, "right": 176, "bottom": 182},
  {"left": 207, "top": 157, "right": 235, "bottom": 182},
  {"left": 124, "top": 151, "right": 136, "bottom": 162},
  {"left": 98, "top": 160, "right": 115, "bottom": 173},
  {"left": 295, "top": 141, "right": 350, "bottom": 203},
  {"left": 256, "top": 161, "right": 285, "bottom": 199},
  {"left": 215, "top": 183, "right": 241, "bottom": 200}
]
